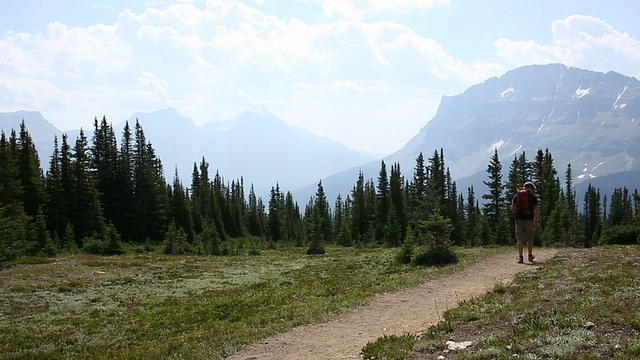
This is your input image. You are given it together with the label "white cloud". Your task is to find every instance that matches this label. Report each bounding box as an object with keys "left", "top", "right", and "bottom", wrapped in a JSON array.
[
  {"left": 494, "top": 15, "right": 640, "bottom": 78},
  {"left": 318, "top": 0, "right": 451, "bottom": 20}
]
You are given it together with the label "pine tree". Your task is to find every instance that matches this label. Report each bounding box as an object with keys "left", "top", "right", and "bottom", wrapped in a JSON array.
[
  {"left": 389, "top": 163, "right": 406, "bottom": 243},
  {"left": 284, "top": 191, "right": 302, "bottom": 244},
  {"left": 91, "top": 116, "right": 119, "bottom": 225},
  {"left": 247, "top": 184, "right": 266, "bottom": 237},
  {"left": 583, "top": 184, "right": 602, "bottom": 247},
  {"left": 407, "top": 152, "right": 428, "bottom": 232},
  {"left": 169, "top": 168, "right": 194, "bottom": 242},
  {"left": 350, "top": 171, "right": 368, "bottom": 243},
  {"left": 17, "top": 121, "right": 45, "bottom": 219},
  {"left": 313, "top": 180, "right": 332, "bottom": 243},
  {"left": 0, "top": 131, "right": 31, "bottom": 260},
  {"left": 465, "top": 186, "right": 479, "bottom": 246},
  {"left": 267, "top": 184, "right": 284, "bottom": 242},
  {"left": 375, "top": 161, "right": 390, "bottom": 244},
  {"left": 45, "top": 136, "right": 67, "bottom": 239},
  {"left": 131, "top": 121, "right": 168, "bottom": 243},
  {"left": 70, "top": 129, "right": 106, "bottom": 247},
  {"left": 112, "top": 122, "right": 136, "bottom": 242},
  {"left": 482, "top": 149, "right": 506, "bottom": 244},
  {"left": 426, "top": 149, "right": 446, "bottom": 214}
]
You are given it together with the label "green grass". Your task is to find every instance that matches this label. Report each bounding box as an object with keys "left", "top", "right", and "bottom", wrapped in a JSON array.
[
  {"left": 392, "top": 245, "right": 640, "bottom": 359},
  {"left": 0, "top": 246, "right": 502, "bottom": 359}
]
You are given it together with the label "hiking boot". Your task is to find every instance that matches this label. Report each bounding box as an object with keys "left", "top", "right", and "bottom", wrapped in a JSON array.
[
  {"left": 517, "top": 256, "right": 524, "bottom": 264},
  {"left": 528, "top": 254, "right": 535, "bottom": 263}
]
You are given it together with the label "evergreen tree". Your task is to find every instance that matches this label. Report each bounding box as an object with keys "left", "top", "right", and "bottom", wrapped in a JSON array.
[
  {"left": 267, "top": 184, "right": 285, "bottom": 242},
  {"left": 247, "top": 184, "right": 266, "bottom": 237},
  {"left": 17, "top": 121, "right": 45, "bottom": 219},
  {"left": 350, "top": 171, "right": 368, "bottom": 243},
  {"left": 0, "top": 131, "right": 31, "bottom": 260},
  {"left": 335, "top": 194, "right": 353, "bottom": 247},
  {"left": 407, "top": 152, "right": 428, "bottom": 232},
  {"left": 131, "top": 121, "right": 168, "bottom": 243},
  {"left": 112, "top": 122, "right": 136, "bottom": 242},
  {"left": 91, "top": 116, "right": 119, "bottom": 225},
  {"left": 375, "top": 161, "right": 390, "bottom": 244},
  {"left": 583, "top": 184, "right": 602, "bottom": 247},
  {"left": 313, "top": 180, "right": 332, "bottom": 243},
  {"left": 364, "top": 179, "right": 377, "bottom": 244},
  {"left": 465, "top": 186, "right": 479, "bottom": 246},
  {"left": 532, "top": 149, "right": 560, "bottom": 225},
  {"left": 70, "top": 129, "right": 106, "bottom": 246},
  {"left": 169, "top": 168, "right": 194, "bottom": 242},
  {"left": 45, "top": 136, "right": 67, "bottom": 239},
  {"left": 482, "top": 149, "right": 506, "bottom": 244},
  {"left": 284, "top": 191, "right": 302, "bottom": 244},
  {"left": 389, "top": 163, "right": 406, "bottom": 243},
  {"left": 305, "top": 205, "right": 326, "bottom": 255},
  {"left": 426, "top": 149, "right": 446, "bottom": 214}
]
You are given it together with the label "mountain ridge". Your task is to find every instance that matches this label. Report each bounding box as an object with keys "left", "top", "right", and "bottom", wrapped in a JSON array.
[{"left": 299, "top": 64, "right": 640, "bottom": 202}]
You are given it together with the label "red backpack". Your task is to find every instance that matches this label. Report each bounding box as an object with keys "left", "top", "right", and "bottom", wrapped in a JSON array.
[{"left": 515, "top": 188, "right": 532, "bottom": 215}]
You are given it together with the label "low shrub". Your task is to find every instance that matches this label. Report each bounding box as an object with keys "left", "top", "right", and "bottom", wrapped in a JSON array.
[
  {"left": 412, "top": 246, "right": 458, "bottom": 266},
  {"left": 361, "top": 333, "right": 417, "bottom": 360}
]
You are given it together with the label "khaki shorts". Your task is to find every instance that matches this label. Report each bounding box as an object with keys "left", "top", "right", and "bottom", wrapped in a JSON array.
[{"left": 515, "top": 219, "right": 535, "bottom": 243}]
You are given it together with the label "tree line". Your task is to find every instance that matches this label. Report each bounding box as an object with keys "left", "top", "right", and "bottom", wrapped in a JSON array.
[{"left": 1, "top": 118, "right": 639, "bottom": 260}]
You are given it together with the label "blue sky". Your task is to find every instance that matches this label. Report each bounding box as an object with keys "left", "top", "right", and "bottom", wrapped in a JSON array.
[{"left": 1, "top": 0, "right": 639, "bottom": 155}]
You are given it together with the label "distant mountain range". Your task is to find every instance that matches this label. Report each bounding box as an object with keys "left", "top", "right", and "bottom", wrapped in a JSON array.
[
  {"left": 2, "top": 64, "right": 639, "bottom": 204},
  {"left": 308, "top": 64, "right": 640, "bottom": 202},
  {"left": 0, "top": 106, "right": 377, "bottom": 200}
]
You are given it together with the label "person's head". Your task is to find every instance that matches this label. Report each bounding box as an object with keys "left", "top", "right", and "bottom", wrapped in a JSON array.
[{"left": 523, "top": 181, "right": 536, "bottom": 192}]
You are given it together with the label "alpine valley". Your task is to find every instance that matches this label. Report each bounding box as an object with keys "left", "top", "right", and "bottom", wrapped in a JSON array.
[{"left": 1, "top": 63, "right": 639, "bottom": 203}]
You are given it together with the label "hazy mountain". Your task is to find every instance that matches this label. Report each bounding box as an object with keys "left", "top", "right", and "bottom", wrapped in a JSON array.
[
  {"left": 0, "top": 106, "right": 377, "bottom": 200},
  {"left": 0, "top": 110, "right": 62, "bottom": 166},
  {"left": 306, "top": 64, "right": 640, "bottom": 202}
]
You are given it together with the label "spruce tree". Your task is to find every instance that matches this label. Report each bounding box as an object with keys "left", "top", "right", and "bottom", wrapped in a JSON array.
[
  {"left": 70, "top": 129, "right": 106, "bottom": 247},
  {"left": 267, "top": 184, "right": 284, "bottom": 242},
  {"left": 247, "top": 184, "right": 265, "bottom": 237},
  {"left": 375, "top": 161, "right": 390, "bottom": 244},
  {"left": 389, "top": 163, "right": 406, "bottom": 243},
  {"left": 350, "top": 171, "right": 368, "bottom": 243},
  {"left": 407, "top": 152, "right": 428, "bottom": 232},
  {"left": 482, "top": 149, "right": 506, "bottom": 244},
  {"left": 583, "top": 184, "right": 602, "bottom": 247},
  {"left": 17, "top": 121, "right": 45, "bottom": 219}
]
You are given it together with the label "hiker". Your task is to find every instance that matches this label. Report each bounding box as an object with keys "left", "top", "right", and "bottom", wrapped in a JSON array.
[{"left": 510, "top": 181, "right": 540, "bottom": 263}]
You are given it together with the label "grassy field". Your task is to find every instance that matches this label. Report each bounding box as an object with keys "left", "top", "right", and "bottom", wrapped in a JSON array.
[
  {"left": 0, "top": 246, "right": 502, "bottom": 359},
  {"left": 364, "top": 245, "right": 640, "bottom": 360}
]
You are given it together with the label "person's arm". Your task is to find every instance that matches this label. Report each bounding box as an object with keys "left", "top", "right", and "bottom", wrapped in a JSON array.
[{"left": 510, "top": 195, "right": 517, "bottom": 214}]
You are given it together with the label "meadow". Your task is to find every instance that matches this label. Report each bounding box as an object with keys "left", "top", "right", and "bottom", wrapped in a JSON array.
[{"left": 1, "top": 246, "right": 500, "bottom": 359}]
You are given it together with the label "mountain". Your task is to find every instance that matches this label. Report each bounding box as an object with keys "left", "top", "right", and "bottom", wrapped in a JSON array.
[
  {"left": 0, "top": 107, "right": 377, "bottom": 200},
  {"left": 307, "top": 64, "right": 640, "bottom": 202},
  {"left": 0, "top": 110, "right": 62, "bottom": 166}
]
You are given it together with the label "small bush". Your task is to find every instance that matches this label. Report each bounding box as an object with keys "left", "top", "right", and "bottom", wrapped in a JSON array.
[
  {"left": 412, "top": 246, "right": 458, "bottom": 266},
  {"left": 361, "top": 333, "right": 417, "bottom": 360},
  {"left": 599, "top": 225, "right": 640, "bottom": 245},
  {"left": 395, "top": 242, "right": 413, "bottom": 264}
]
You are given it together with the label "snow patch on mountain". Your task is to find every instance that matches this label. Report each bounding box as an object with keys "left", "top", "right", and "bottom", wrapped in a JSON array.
[
  {"left": 500, "top": 87, "right": 515, "bottom": 99},
  {"left": 574, "top": 86, "right": 591, "bottom": 98}
]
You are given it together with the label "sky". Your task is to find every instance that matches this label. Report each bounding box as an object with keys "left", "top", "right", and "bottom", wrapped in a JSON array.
[{"left": 1, "top": 0, "right": 640, "bottom": 156}]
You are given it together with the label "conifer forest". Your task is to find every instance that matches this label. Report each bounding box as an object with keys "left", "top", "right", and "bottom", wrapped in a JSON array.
[{"left": 1, "top": 117, "right": 639, "bottom": 261}]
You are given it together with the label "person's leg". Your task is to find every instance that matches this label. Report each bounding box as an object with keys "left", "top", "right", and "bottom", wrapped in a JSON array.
[
  {"left": 525, "top": 220, "right": 535, "bottom": 261},
  {"left": 515, "top": 220, "right": 525, "bottom": 262}
]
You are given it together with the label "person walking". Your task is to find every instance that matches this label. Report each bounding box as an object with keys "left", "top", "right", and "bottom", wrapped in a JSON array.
[{"left": 511, "top": 181, "right": 540, "bottom": 263}]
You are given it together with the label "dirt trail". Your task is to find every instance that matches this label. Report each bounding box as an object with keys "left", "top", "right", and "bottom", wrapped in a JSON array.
[{"left": 226, "top": 249, "right": 557, "bottom": 360}]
